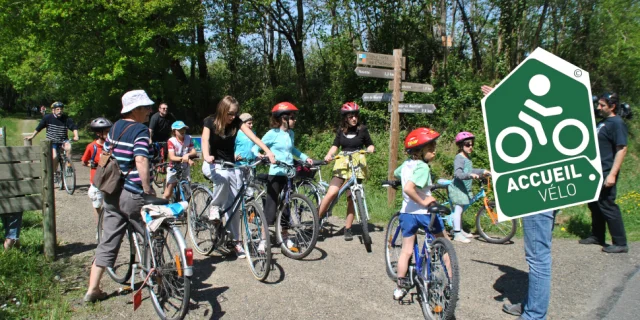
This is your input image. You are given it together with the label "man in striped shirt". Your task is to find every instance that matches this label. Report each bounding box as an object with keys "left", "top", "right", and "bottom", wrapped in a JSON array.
[
  {"left": 25, "top": 101, "right": 79, "bottom": 179},
  {"left": 84, "top": 89, "right": 156, "bottom": 302}
]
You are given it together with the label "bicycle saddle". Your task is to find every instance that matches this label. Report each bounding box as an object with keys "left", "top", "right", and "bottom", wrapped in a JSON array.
[
  {"left": 143, "top": 194, "right": 169, "bottom": 206},
  {"left": 381, "top": 180, "right": 401, "bottom": 189},
  {"left": 427, "top": 203, "right": 451, "bottom": 216}
]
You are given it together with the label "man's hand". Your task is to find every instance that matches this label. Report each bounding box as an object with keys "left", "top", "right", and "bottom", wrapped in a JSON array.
[
  {"left": 72, "top": 136, "right": 79, "bottom": 142},
  {"left": 604, "top": 174, "right": 617, "bottom": 188},
  {"left": 144, "top": 188, "right": 156, "bottom": 196},
  {"left": 24, "top": 136, "right": 33, "bottom": 141},
  {"left": 204, "top": 155, "right": 215, "bottom": 164}
]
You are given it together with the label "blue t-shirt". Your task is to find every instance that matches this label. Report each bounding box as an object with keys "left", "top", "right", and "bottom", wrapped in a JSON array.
[
  {"left": 252, "top": 129, "right": 308, "bottom": 176},
  {"left": 104, "top": 120, "right": 152, "bottom": 194},
  {"left": 235, "top": 130, "right": 256, "bottom": 164}
]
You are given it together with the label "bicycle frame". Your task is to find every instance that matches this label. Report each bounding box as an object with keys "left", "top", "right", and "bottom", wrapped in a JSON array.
[
  {"left": 324, "top": 152, "right": 369, "bottom": 222},
  {"left": 439, "top": 178, "right": 500, "bottom": 224}
]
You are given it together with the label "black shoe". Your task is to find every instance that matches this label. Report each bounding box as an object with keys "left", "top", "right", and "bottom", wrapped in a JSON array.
[
  {"left": 602, "top": 245, "right": 629, "bottom": 253},
  {"left": 579, "top": 236, "right": 605, "bottom": 245},
  {"left": 344, "top": 228, "right": 353, "bottom": 241},
  {"left": 502, "top": 303, "right": 522, "bottom": 316}
]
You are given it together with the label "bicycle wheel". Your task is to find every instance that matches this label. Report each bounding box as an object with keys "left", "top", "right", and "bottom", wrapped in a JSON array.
[
  {"left": 354, "top": 190, "right": 372, "bottom": 253},
  {"left": 384, "top": 212, "right": 403, "bottom": 281},
  {"left": 106, "top": 228, "right": 134, "bottom": 284},
  {"left": 242, "top": 201, "right": 271, "bottom": 281},
  {"left": 419, "top": 238, "right": 459, "bottom": 320},
  {"left": 275, "top": 193, "right": 319, "bottom": 260},
  {"left": 187, "top": 185, "right": 216, "bottom": 255},
  {"left": 154, "top": 166, "right": 166, "bottom": 190},
  {"left": 295, "top": 180, "right": 321, "bottom": 207},
  {"left": 57, "top": 162, "right": 64, "bottom": 190},
  {"left": 146, "top": 225, "right": 191, "bottom": 320},
  {"left": 63, "top": 158, "right": 76, "bottom": 195},
  {"left": 476, "top": 203, "right": 517, "bottom": 244}
]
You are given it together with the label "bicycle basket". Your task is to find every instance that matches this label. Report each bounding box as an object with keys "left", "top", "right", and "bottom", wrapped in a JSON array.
[{"left": 295, "top": 163, "right": 316, "bottom": 179}]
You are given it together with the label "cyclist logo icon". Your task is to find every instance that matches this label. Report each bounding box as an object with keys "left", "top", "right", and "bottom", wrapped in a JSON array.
[
  {"left": 481, "top": 47, "right": 602, "bottom": 220},
  {"left": 495, "top": 74, "right": 590, "bottom": 165}
]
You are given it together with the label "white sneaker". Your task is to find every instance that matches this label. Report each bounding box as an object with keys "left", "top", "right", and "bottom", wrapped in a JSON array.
[
  {"left": 283, "top": 237, "right": 295, "bottom": 249},
  {"left": 208, "top": 206, "right": 220, "bottom": 221},
  {"left": 393, "top": 287, "right": 408, "bottom": 300},
  {"left": 461, "top": 230, "right": 474, "bottom": 238},
  {"left": 453, "top": 233, "right": 471, "bottom": 243},
  {"left": 257, "top": 240, "right": 267, "bottom": 254},
  {"left": 235, "top": 243, "right": 246, "bottom": 259}
]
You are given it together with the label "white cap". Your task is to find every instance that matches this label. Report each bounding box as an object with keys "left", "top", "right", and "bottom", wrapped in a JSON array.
[{"left": 121, "top": 90, "right": 154, "bottom": 114}]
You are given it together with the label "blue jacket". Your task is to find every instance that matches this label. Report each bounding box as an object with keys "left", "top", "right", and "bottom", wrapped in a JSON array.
[
  {"left": 235, "top": 130, "right": 256, "bottom": 164},
  {"left": 252, "top": 129, "right": 308, "bottom": 176}
]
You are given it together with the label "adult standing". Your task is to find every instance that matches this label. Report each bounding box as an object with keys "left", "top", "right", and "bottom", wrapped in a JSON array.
[
  {"left": 149, "top": 103, "right": 175, "bottom": 142},
  {"left": 481, "top": 85, "right": 555, "bottom": 320},
  {"left": 579, "top": 92, "right": 629, "bottom": 253},
  {"left": 84, "top": 89, "right": 156, "bottom": 302}
]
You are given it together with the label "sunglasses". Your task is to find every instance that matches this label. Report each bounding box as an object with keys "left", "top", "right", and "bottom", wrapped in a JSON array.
[
  {"left": 464, "top": 142, "right": 474, "bottom": 147},
  {"left": 227, "top": 112, "right": 237, "bottom": 117},
  {"left": 346, "top": 113, "right": 358, "bottom": 119}
]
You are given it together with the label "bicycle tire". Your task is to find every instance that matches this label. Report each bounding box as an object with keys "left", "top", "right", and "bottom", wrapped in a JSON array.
[
  {"left": 275, "top": 193, "right": 319, "bottom": 260},
  {"left": 63, "top": 158, "right": 76, "bottom": 195},
  {"left": 106, "top": 228, "right": 134, "bottom": 284},
  {"left": 384, "top": 212, "right": 402, "bottom": 281},
  {"left": 146, "top": 225, "right": 191, "bottom": 320},
  {"left": 187, "top": 185, "right": 216, "bottom": 255},
  {"left": 354, "top": 190, "right": 372, "bottom": 253},
  {"left": 420, "top": 237, "right": 459, "bottom": 320},
  {"left": 57, "top": 161, "right": 64, "bottom": 190},
  {"left": 242, "top": 201, "right": 272, "bottom": 281},
  {"left": 154, "top": 167, "right": 166, "bottom": 190},
  {"left": 476, "top": 204, "right": 517, "bottom": 244}
]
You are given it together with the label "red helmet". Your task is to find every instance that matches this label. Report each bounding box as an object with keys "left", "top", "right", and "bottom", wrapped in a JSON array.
[
  {"left": 271, "top": 102, "right": 299, "bottom": 117},
  {"left": 341, "top": 102, "right": 360, "bottom": 114},
  {"left": 404, "top": 127, "right": 440, "bottom": 151}
]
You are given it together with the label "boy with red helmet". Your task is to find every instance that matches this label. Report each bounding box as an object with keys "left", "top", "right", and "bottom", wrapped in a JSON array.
[{"left": 392, "top": 127, "right": 449, "bottom": 300}]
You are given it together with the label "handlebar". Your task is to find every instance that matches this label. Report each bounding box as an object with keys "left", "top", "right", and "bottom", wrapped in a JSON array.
[
  {"left": 332, "top": 150, "right": 370, "bottom": 160},
  {"left": 380, "top": 180, "right": 449, "bottom": 191}
]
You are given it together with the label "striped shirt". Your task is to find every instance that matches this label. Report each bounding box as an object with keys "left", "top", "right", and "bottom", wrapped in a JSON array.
[
  {"left": 35, "top": 114, "right": 77, "bottom": 143},
  {"left": 104, "top": 120, "right": 152, "bottom": 194}
]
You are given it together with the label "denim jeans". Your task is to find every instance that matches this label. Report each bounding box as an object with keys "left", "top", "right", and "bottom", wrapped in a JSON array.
[
  {"left": 522, "top": 211, "right": 555, "bottom": 320},
  {"left": 1, "top": 212, "right": 23, "bottom": 240}
]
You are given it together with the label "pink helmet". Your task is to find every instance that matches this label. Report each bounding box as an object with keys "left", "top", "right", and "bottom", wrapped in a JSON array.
[{"left": 455, "top": 131, "right": 475, "bottom": 143}]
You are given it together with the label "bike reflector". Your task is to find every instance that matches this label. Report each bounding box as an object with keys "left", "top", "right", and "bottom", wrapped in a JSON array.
[{"left": 185, "top": 248, "right": 193, "bottom": 266}]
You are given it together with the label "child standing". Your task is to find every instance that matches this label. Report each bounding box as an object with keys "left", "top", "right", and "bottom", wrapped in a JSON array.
[
  {"left": 393, "top": 127, "right": 447, "bottom": 300},
  {"left": 163, "top": 121, "right": 197, "bottom": 200},
  {"left": 81, "top": 117, "right": 113, "bottom": 226},
  {"left": 448, "top": 131, "right": 490, "bottom": 243}
]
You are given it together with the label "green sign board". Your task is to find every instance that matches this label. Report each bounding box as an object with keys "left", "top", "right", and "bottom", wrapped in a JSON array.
[{"left": 481, "top": 48, "right": 602, "bottom": 221}]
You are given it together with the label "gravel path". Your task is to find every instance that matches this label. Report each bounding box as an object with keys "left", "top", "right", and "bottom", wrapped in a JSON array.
[{"left": 54, "top": 160, "right": 639, "bottom": 320}]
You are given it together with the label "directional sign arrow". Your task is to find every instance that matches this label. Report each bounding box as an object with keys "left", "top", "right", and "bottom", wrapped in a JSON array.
[
  {"left": 357, "top": 52, "right": 406, "bottom": 69},
  {"left": 355, "top": 67, "right": 405, "bottom": 80},
  {"left": 388, "top": 103, "right": 436, "bottom": 114},
  {"left": 362, "top": 92, "right": 404, "bottom": 102},
  {"left": 389, "top": 81, "right": 434, "bottom": 93}
]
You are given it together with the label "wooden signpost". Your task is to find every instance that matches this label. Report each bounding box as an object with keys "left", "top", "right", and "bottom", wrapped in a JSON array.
[
  {"left": 387, "top": 103, "right": 436, "bottom": 114},
  {"left": 355, "top": 67, "right": 405, "bottom": 80},
  {"left": 362, "top": 92, "right": 404, "bottom": 102},
  {"left": 388, "top": 81, "right": 434, "bottom": 93},
  {"left": 355, "top": 50, "right": 437, "bottom": 205}
]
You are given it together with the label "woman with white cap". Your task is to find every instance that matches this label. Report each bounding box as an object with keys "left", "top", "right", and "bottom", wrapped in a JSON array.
[{"left": 84, "top": 89, "right": 156, "bottom": 302}]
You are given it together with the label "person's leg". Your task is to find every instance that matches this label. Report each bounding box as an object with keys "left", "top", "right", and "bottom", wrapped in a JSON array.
[
  {"left": 599, "top": 184, "right": 628, "bottom": 250},
  {"left": 264, "top": 175, "right": 285, "bottom": 225},
  {"left": 344, "top": 191, "right": 355, "bottom": 229},
  {"left": 208, "top": 165, "right": 231, "bottom": 220},
  {"left": 226, "top": 169, "right": 242, "bottom": 241},
  {"left": 584, "top": 199, "right": 606, "bottom": 244},
  {"left": 52, "top": 146, "right": 59, "bottom": 175},
  {"left": 318, "top": 177, "right": 343, "bottom": 218},
  {"left": 63, "top": 141, "right": 72, "bottom": 164},
  {"left": 163, "top": 182, "right": 176, "bottom": 200},
  {"left": 521, "top": 211, "right": 554, "bottom": 320},
  {"left": 2, "top": 213, "right": 22, "bottom": 250},
  {"left": 451, "top": 205, "right": 470, "bottom": 243}
]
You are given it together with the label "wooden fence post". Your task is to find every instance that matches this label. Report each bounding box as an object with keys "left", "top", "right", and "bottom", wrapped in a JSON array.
[
  {"left": 387, "top": 49, "right": 402, "bottom": 206},
  {"left": 41, "top": 140, "right": 56, "bottom": 259}
]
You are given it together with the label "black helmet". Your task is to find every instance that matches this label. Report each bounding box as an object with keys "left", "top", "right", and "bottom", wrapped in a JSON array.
[
  {"left": 90, "top": 117, "right": 113, "bottom": 131},
  {"left": 51, "top": 101, "right": 64, "bottom": 109}
]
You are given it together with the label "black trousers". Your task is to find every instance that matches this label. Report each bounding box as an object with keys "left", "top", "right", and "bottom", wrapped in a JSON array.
[
  {"left": 587, "top": 181, "right": 627, "bottom": 246},
  {"left": 264, "top": 175, "right": 288, "bottom": 226}
]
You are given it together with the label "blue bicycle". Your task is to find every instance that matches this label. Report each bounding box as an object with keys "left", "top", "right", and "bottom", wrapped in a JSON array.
[
  {"left": 432, "top": 177, "right": 517, "bottom": 244},
  {"left": 382, "top": 180, "right": 460, "bottom": 320}
]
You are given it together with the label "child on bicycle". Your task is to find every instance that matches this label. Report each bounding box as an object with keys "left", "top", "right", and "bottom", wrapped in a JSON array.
[
  {"left": 163, "top": 121, "right": 197, "bottom": 200},
  {"left": 252, "top": 102, "right": 314, "bottom": 249},
  {"left": 201, "top": 96, "right": 275, "bottom": 258},
  {"left": 448, "top": 132, "right": 490, "bottom": 243},
  {"left": 81, "top": 117, "right": 113, "bottom": 226},
  {"left": 392, "top": 127, "right": 446, "bottom": 300}
]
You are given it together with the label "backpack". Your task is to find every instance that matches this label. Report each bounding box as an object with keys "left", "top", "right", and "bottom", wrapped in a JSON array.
[{"left": 93, "top": 123, "right": 135, "bottom": 194}]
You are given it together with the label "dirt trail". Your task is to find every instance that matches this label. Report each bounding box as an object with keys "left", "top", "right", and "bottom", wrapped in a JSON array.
[{"left": 46, "top": 156, "right": 639, "bottom": 319}]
